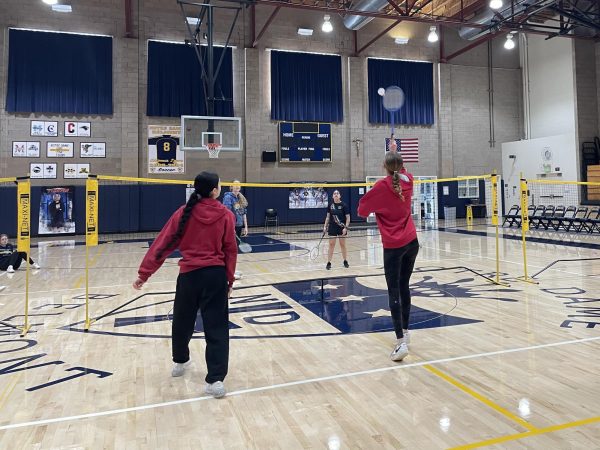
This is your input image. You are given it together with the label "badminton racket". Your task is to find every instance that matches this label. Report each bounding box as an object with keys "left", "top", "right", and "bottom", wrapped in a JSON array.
[
  {"left": 236, "top": 235, "right": 252, "bottom": 253},
  {"left": 310, "top": 231, "right": 326, "bottom": 260},
  {"left": 381, "top": 85, "right": 405, "bottom": 136}
]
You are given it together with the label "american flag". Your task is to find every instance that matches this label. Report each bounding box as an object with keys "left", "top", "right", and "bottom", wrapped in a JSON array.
[{"left": 385, "top": 138, "right": 419, "bottom": 163}]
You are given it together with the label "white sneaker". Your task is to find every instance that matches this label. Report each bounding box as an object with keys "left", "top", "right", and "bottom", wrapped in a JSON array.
[
  {"left": 32, "top": 263, "right": 40, "bottom": 270},
  {"left": 234, "top": 271, "right": 242, "bottom": 280},
  {"left": 171, "top": 360, "right": 191, "bottom": 377},
  {"left": 205, "top": 381, "right": 226, "bottom": 398},
  {"left": 390, "top": 340, "right": 409, "bottom": 362},
  {"left": 6, "top": 266, "right": 14, "bottom": 273},
  {"left": 403, "top": 330, "right": 410, "bottom": 345}
]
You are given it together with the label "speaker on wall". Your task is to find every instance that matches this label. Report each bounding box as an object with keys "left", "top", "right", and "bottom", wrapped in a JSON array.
[{"left": 262, "top": 151, "right": 276, "bottom": 162}]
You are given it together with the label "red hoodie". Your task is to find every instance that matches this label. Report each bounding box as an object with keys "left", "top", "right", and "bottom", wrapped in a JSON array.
[
  {"left": 138, "top": 198, "right": 238, "bottom": 287},
  {"left": 357, "top": 171, "right": 417, "bottom": 249}
]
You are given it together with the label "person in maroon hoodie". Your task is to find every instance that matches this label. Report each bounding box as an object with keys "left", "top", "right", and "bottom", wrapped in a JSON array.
[
  {"left": 358, "top": 151, "right": 419, "bottom": 362},
  {"left": 133, "top": 172, "right": 237, "bottom": 398}
]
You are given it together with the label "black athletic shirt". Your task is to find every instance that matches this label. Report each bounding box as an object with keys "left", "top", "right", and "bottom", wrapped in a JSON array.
[{"left": 328, "top": 202, "right": 349, "bottom": 229}]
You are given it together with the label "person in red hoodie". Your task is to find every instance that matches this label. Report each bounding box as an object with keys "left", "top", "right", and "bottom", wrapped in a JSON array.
[
  {"left": 358, "top": 151, "right": 419, "bottom": 362},
  {"left": 133, "top": 172, "right": 237, "bottom": 398}
]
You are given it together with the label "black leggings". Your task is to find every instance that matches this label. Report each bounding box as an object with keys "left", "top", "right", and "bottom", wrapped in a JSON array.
[
  {"left": 383, "top": 238, "right": 419, "bottom": 339},
  {"left": 0, "top": 252, "right": 34, "bottom": 271},
  {"left": 171, "top": 266, "right": 229, "bottom": 384}
]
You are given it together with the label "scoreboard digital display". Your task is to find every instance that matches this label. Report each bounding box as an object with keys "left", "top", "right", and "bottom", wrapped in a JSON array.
[{"left": 279, "top": 122, "right": 332, "bottom": 163}]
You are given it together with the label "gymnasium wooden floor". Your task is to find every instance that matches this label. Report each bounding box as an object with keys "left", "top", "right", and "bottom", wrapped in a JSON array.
[{"left": 0, "top": 223, "right": 599, "bottom": 449}]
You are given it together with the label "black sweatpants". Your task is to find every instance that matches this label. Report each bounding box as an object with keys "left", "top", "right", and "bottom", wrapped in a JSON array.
[
  {"left": 172, "top": 266, "right": 229, "bottom": 384},
  {"left": 383, "top": 238, "right": 419, "bottom": 339},
  {"left": 0, "top": 252, "right": 33, "bottom": 271}
]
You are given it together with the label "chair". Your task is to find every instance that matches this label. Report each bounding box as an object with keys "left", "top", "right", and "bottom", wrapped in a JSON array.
[
  {"left": 264, "top": 208, "right": 279, "bottom": 228},
  {"left": 502, "top": 205, "right": 520, "bottom": 227}
]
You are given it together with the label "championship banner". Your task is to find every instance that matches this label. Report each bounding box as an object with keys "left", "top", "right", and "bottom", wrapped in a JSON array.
[
  {"left": 148, "top": 125, "right": 184, "bottom": 174},
  {"left": 17, "top": 179, "right": 31, "bottom": 253},
  {"left": 86, "top": 177, "right": 99, "bottom": 247}
]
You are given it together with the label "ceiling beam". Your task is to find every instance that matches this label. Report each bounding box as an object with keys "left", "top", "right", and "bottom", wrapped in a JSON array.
[
  {"left": 252, "top": 5, "right": 281, "bottom": 47},
  {"left": 253, "top": 0, "right": 491, "bottom": 28},
  {"left": 356, "top": 20, "right": 403, "bottom": 55}
]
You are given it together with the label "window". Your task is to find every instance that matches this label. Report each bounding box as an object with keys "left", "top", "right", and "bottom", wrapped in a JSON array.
[{"left": 458, "top": 179, "right": 479, "bottom": 199}]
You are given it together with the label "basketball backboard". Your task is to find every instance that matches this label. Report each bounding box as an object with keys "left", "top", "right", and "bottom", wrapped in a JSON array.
[{"left": 180, "top": 115, "right": 242, "bottom": 151}]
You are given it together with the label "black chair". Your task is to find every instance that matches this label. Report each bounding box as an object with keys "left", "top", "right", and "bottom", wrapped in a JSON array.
[
  {"left": 554, "top": 206, "right": 577, "bottom": 231},
  {"left": 502, "top": 205, "right": 520, "bottom": 227},
  {"left": 264, "top": 208, "right": 279, "bottom": 228},
  {"left": 569, "top": 207, "right": 590, "bottom": 232},
  {"left": 528, "top": 205, "right": 546, "bottom": 229},
  {"left": 545, "top": 205, "right": 565, "bottom": 230},
  {"left": 582, "top": 207, "right": 600, "bottom": 233}
]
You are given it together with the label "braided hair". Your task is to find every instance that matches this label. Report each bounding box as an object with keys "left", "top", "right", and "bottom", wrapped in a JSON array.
[
  {"left": 156, "top": 171, "right": 220, "bottom": 260},
  {"left": 384, "top": 151, "right": 406, "bottom": 201}
]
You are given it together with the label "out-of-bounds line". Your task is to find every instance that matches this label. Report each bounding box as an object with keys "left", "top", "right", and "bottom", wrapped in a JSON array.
[{"left": 1, "top": 336, "right": 598, "bottom": 432}]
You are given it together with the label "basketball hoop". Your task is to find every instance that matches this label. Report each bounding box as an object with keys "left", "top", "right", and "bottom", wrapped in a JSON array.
[{"left": 204, "top": 143, "right": 222, "bottom": 159}]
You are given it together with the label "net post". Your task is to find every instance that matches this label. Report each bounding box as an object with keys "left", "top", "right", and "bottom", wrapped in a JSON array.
[
  {"left": 16, "top": 177, "right": 31, "bottom": 337},
  {"left": 517, "top": 173, "right": 538, "bottom": 285},
  {"left": 490, "top": 171, "right": 509, "bottom": 286},
  {"left": 84, "top": 175, "right": 99, "bottom": 331}
]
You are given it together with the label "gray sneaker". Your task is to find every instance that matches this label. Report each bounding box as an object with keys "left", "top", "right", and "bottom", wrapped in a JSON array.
[
  {"left": 171, "top": 360, "right": 191, "bottom": 377},
  {"left": 205, "top": 381, "right": 226, "bottom": 398},
  {"left": 390, "top": 341, "right": 408, "bottom": 362}
]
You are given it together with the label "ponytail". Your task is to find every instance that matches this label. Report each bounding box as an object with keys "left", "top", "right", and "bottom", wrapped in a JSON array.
[
  {"left": 155, "top": 171, "right": 219, "bottom": 260},
  {"left": 156, "top": 191, "right": 201, "bottom": 259},
  {"left": 385, "top": 152, "right": 406, "bottom": 201}
]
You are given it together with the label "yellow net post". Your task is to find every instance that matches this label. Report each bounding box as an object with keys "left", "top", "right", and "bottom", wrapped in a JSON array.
[
  {"left": 16, "top": 177, "right": 32, "bottom": 336},
  {"left": 517, "top": 173, "right": 538, "bottom": 284},
  {"left": 491, "top": 171, "right": 509, "bottom": 286},
  {"left": 84, "top": 175, "right": 99, "bottom": 331}
]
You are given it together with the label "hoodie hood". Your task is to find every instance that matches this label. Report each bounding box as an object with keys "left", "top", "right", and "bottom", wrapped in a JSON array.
[
  {"left": 383, "top": 171, "right": 413, "bottom": 195},
  {"left": 191, "top": 198, "right": 229, "bottom": 225}
]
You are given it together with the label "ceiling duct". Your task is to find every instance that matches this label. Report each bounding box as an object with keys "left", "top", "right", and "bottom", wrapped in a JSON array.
[
  {"left": 457, "top": 0, "right": 572, "bottom": 40},
  {"left": 343, "top": 0, "right": 395, "bottom": 30}
]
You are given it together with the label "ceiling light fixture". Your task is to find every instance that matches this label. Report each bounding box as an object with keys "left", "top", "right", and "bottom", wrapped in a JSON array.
[
  {"left": 42, "top": 0, "right": 58, "bottom": 4},
  {"left": 428, "top": 26, "right": 439, "bottom": 43},
  {"left": 504, "top": 33, "right": 515, "bottom": 49},
  {"left": 52, "top": 4, "right": 72, "bottom": 12},
  {"left": 298, "top": 28, "right": 314, "bottom": 36},
  {"left": 394, "top": 37, "right": 409, "bottom": 44},
  {"left": 322, "top": 15, "right": 333, "bottom": 33},
  {"left": 489, "top": 0, "right": 503, "bottom": 9}
]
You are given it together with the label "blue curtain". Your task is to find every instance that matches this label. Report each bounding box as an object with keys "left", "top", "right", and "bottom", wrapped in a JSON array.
[
  {"left": 368, "top": 58, "right": 434, "bottom": 125},
  {"left": 6, "top": 29, "right": 113, "bottom": 115},
  {"left": 147, "top": 41, "right": 233, "bottom": 117},
  {"left": 271, "top": 51, "right": 343, "bottom": 122}
]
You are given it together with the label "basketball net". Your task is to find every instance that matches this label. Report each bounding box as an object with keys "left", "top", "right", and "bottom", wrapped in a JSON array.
[{"left": 204, "top": 143, "right": 222, "bottom": 159}]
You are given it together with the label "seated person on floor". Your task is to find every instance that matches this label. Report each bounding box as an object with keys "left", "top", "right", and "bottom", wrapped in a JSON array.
[{"left": 0, "top": 234, "right": 40, "bottom": 273}]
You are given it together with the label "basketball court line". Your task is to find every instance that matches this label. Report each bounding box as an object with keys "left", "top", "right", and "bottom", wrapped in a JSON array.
[
  {"left": 450, "top": 415, "right": 600, "bottom": 449},
  {"left": 423, "top": 364, "right": 538, "bottom": 431},
  {"left": 1, "top": 336, "right": 598, "bottom": 432}
]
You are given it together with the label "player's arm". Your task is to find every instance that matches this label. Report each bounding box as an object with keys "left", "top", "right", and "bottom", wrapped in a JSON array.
[
  {"left": 358, "top": 182, "right": 385, "bottom": 217},
  {"left": 323, "top": 212, "right": 330, "bottom": 233}
]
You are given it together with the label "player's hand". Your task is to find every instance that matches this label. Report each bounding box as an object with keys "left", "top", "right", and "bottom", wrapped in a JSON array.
[
  {"left": 132, "top": 278, "right": 145, "bottom": 290},
  {"left": 242, "top": 227, "right": 248, "bottom": 237},
  {"left": 342, "top": 228, "right": 348, "bottom": 236},
  {"left": 228, "top": 287, "right": 233, "bottom": 298}
]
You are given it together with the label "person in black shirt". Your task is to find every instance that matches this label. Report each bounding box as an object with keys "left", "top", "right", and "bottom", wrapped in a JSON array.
[
  {"left": 322, "top": 190, "right": 350, "bottom": 270},
  {"left": 0, "top": 234, "right": 40, "bottom": 273},
  {"left": 48, "top": 193, "right": 65, "bottom": 231}
]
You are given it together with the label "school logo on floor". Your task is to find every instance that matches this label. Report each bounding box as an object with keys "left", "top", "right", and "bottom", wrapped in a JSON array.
[{"left": 61, "top": 267, "right": 521, "bottom": 339}]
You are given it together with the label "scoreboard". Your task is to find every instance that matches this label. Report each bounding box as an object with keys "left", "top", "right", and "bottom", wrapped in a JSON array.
[{"left": 279, "top": 122, "right": 332, "bottom": 162}]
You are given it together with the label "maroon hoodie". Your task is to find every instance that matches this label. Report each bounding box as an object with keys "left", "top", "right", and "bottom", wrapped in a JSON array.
[
  {"left": 357, "top": 170, "right": 417, "bottom": 249},
  {"left": 138, "top": 198, "right": 238, "bottom": 287}
]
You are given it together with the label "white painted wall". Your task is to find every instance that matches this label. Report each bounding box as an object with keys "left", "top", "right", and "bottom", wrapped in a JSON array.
[
  {"left": 502, "top": 133, "right": 578, "bottom": 208},
  {"left": 525, "top": 35, "right": 577, "bottom": 139}
]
